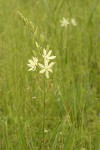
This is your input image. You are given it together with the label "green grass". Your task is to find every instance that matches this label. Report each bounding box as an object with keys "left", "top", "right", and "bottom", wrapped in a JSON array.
[{"left": 0, "top": 0, "right": 100, "bottom": 149}]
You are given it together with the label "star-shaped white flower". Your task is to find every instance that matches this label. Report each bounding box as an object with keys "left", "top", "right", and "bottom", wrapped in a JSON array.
[
  {"left": 27, "top": 57, "right": 38, "bottom": 71},
  {"left": 60, "top": 17, "right": 70, "bottom": 27},
  {"left": 71, "top": 18, "right": 77, "bottom": 26},
  {"left": 39, "top": 60, "right": 55, "bottom": 78},
  {"left": 43, "top": 49, "right": 56, "bottom": 61}
]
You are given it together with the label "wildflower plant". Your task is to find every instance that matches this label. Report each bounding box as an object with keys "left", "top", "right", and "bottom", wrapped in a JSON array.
[
  {"left": 18, "top": 12, "right": 56, "bottom": 79},
  {"left": 18, "top": 12, "right": 56, "bottom": 149}
]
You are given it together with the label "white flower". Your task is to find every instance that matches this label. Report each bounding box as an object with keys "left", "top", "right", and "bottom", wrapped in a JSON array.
[
  {"left": 43, "top": 49, "right": 56, "bottom": 61},
  {"left": 60, "top": 17, "right": 70, "bottom": 27},
  {"left": 32, "top": 96, "right": 37, "bottom": 99},
  {"left": 71, "top": 18, "right": 77, "bottom": 26},
  {"left": 44, "top": 129, "right": 48, "bottom": 133},
  {"left": 39, "top": 60, "right": 55, "bottom": 78},
  {"left": 27, "top": 57, "right": 38, "bottom": 71},
  {"left": 60, "top": 132, "right": 62, "bottom": 135}
]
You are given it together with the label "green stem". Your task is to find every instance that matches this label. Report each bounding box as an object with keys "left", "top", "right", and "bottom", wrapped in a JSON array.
[{"left": 43, "top": 76, "right": 45, "bottom": 150}]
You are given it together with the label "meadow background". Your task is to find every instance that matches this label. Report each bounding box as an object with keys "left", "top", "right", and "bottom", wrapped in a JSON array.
[{"left": 0, "top": 0, "right": 100, "bottom": 149}]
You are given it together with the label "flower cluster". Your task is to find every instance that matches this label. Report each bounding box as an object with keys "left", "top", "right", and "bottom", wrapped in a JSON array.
[
  {"left": 27, "top": 49, "right": 56, "bottom": 78},
  {"left": 60, "top": 17, "right": 77, "bottom": 27}
]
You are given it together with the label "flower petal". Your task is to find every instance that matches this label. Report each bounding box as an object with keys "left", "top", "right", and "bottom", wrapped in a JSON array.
[
  {"left": 43, "top": 49, "right": 46, "bottom": 56},
  {"left": 28, "top": 59, "right": 34, "bottom": 64},
  {"left": 40, "top": 69, "right": 45, "bottom": 74},
  {"left": 48, "top": 69, "right": 53, "bottom": 73},
  {"left": 49, "top": 56, "right": 56, "bottom": 59},
  {"left": 45, "top": 71, "right": 49, "bottom": 78},
  {"left": 28, "top": 67, "right": 34, "bottom": 71},
  {"left": 48, "top": 62, "right": 55, "bottom": 68},
  {"left": 47, "top": 50, "right": 52, "bottom": 57},
  {"left": 38, "top": 63, "right": 45, "bottom": 68},
  {"left": 27, "top": 63, "right": 32, "bottom": 67}
]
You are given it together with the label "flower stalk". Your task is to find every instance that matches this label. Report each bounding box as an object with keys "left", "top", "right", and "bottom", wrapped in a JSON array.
[{"left": 42, "top": 75, "right": 46, "bottom": 150}]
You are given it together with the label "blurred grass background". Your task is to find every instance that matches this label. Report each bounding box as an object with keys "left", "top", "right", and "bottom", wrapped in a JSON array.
[{"left": 0, "top": 0, "right": 100, "bottom": 149}]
